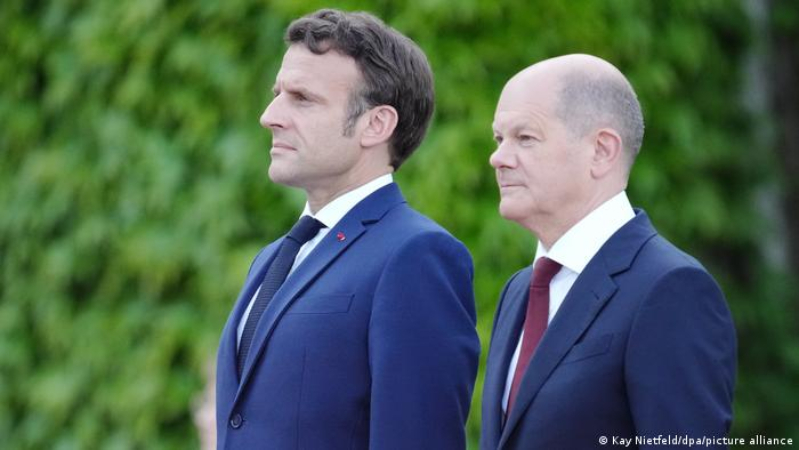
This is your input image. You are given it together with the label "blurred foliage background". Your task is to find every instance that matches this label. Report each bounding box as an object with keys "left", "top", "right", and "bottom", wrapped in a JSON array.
[{"left": 2, "top": 0, "right": 798, "bottom": 448}]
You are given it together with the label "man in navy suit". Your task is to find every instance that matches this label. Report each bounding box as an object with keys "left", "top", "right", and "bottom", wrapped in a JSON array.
[
  {"left": 481, "top": 54, "right": 737, "bottom": 449},
  {"left": 215, "top": 9, "right": 480, "bottom": 449}
]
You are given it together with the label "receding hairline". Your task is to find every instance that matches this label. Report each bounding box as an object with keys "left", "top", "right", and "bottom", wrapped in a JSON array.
[{"left": 506, "top": 55, "right": 645, "bottom": 164}]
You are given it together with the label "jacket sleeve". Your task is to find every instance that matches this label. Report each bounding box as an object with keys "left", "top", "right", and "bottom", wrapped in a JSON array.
[
  {"left": 625, "top": 266, "right": 737, "bottom": 449},
  {"left": 368, "top": 231, "right": 481, "bottom": 450}
]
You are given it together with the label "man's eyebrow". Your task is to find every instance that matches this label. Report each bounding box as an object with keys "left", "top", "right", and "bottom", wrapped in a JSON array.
[{"left": 272, "top": 84, "right": 322, "bottom": 101}]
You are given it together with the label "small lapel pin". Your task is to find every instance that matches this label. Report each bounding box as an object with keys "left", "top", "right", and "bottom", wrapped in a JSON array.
[{"left": 336, "top": 231, "right": 346, "bottom": 242}]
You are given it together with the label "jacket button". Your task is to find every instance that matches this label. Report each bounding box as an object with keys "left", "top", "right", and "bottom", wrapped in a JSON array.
[{"left": 230, "top": 414, "right": 243, "bottom": 429}]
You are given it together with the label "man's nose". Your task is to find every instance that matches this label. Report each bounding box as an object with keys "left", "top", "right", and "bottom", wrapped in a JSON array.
[
  {"left": 489, "top": 143, "right": 515, "bottom": 169},
  {"left": 260, "top": 97, "right": 285, "bottom": 130}
]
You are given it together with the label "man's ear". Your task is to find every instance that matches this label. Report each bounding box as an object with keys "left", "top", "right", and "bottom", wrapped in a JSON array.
[
  {"left": 590, "top": 128, "right": 623, "bottom": 178},
  {"left": 360, "top": 105, "right": 398, "bottom": 148}
]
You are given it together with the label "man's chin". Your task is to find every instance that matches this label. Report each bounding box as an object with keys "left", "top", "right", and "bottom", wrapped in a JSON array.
[
  {"left": 498, "top": 202, "right": 531, "bottom": 225},
  {"left": 498, "top": 200, "right": 518, "bottom": 219},
  {"left": 267, "top": 166, "right": 295, "bottom": 186}
]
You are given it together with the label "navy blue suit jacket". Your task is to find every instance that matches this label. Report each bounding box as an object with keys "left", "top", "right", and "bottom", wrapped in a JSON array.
[
  {"left": 481, "top": 210, "right": 736, "bottom": 449},
  {"left": 216, "top": 183, "right": 480, "bottom": 449}
]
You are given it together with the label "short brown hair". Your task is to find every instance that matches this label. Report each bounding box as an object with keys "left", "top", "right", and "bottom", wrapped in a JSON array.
[{"left": 287, "top": 9, "right": 435, "bottom": 170}]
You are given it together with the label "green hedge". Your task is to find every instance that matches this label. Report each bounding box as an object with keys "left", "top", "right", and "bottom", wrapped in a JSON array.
[{"left": 1, "top": 0, "right": 796, "bottom": 448}]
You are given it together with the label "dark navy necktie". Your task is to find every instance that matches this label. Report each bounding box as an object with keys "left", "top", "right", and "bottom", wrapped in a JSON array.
[
  {"left": 506, "top": 256, "right": 562, "bottom": 415},
  {"left": 237, "top": 215, "right": 325, "bottom": 376}
]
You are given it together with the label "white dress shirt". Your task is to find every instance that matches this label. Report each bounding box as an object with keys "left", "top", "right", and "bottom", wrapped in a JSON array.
[
  {"left": 501, "top": 191, "right": 635, "bottom": 412},
  {"left": 236, "top": 174, "right": 394, "bottom": 347}
]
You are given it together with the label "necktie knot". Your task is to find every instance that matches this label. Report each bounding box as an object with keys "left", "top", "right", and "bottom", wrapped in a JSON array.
[
  {"left": 532, "top": 257, "right": 562, "bottom": 288},
  {"left": 287, "top": 216, "right": 325, "bottom": 245}
]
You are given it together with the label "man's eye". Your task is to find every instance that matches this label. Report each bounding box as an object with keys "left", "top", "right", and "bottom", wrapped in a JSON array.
[{"left": 494, "top": 135, "right": 503, "bottom": 145}]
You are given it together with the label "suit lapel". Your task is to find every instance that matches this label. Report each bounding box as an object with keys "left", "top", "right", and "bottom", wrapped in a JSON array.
[
  {"left": 216, "top": 243, "right": 281, "bottom": 409},
  {"left": 233, "top": 183, "right": 406, "bottom": 402},
  {"left": 498, "top": 210, "right": 657, "bottom": 448},
  {"left": 482, "top": 268, "right": 531, "bottom": 447},
  {"left": 499, "top": 266, "right": 617, "bottom": 447}
]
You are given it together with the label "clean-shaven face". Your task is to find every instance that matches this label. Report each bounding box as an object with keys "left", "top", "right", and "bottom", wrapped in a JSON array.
[
  {"left": 489, "top": 70, "right": 593, "bottom": 233},
  {"left": 260, "top": 45, "right": 365, "bottom": 194}
]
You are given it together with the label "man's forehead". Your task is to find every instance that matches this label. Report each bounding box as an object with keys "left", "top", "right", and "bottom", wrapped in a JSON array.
[
  {"left": 276, "top": 45, "right": 360, "bottom": 89},
  {"left": 280, "top": 45, "right": 357, "bottom": 74},
  {"left": 495, "top": 85, "right": 556, "bottom": 125},
  {"left": 493, "top": 71, "right": 561, "bottom": 131},
  {"left": 492, "top": 109, "right": 548, "bottom": 132}
]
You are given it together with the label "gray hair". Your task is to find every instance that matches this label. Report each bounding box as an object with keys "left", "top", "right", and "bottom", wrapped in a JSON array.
[{"left": 555, "top": 71, "right": 645, "bottom": 166}]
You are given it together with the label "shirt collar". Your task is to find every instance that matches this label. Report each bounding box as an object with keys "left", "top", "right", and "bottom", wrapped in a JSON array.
[
  {"left": 534, "top": 191, "right": 635, "bottom": 275},
  {"left": 300, "top": 174, "right": 394, "bottom": 229}
]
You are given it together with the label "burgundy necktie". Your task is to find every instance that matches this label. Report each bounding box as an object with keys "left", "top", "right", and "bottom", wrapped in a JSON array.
[{"left": 506, "top": 256, "right": 562, "bottom": 415}]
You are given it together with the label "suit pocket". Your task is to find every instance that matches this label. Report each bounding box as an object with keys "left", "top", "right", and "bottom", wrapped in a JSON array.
[
  {"left": 287, "top": 294, "right": 355, "bottom": 314},
  {"left": 562, "top": 334, "right": 613, "bottom": 364}
]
